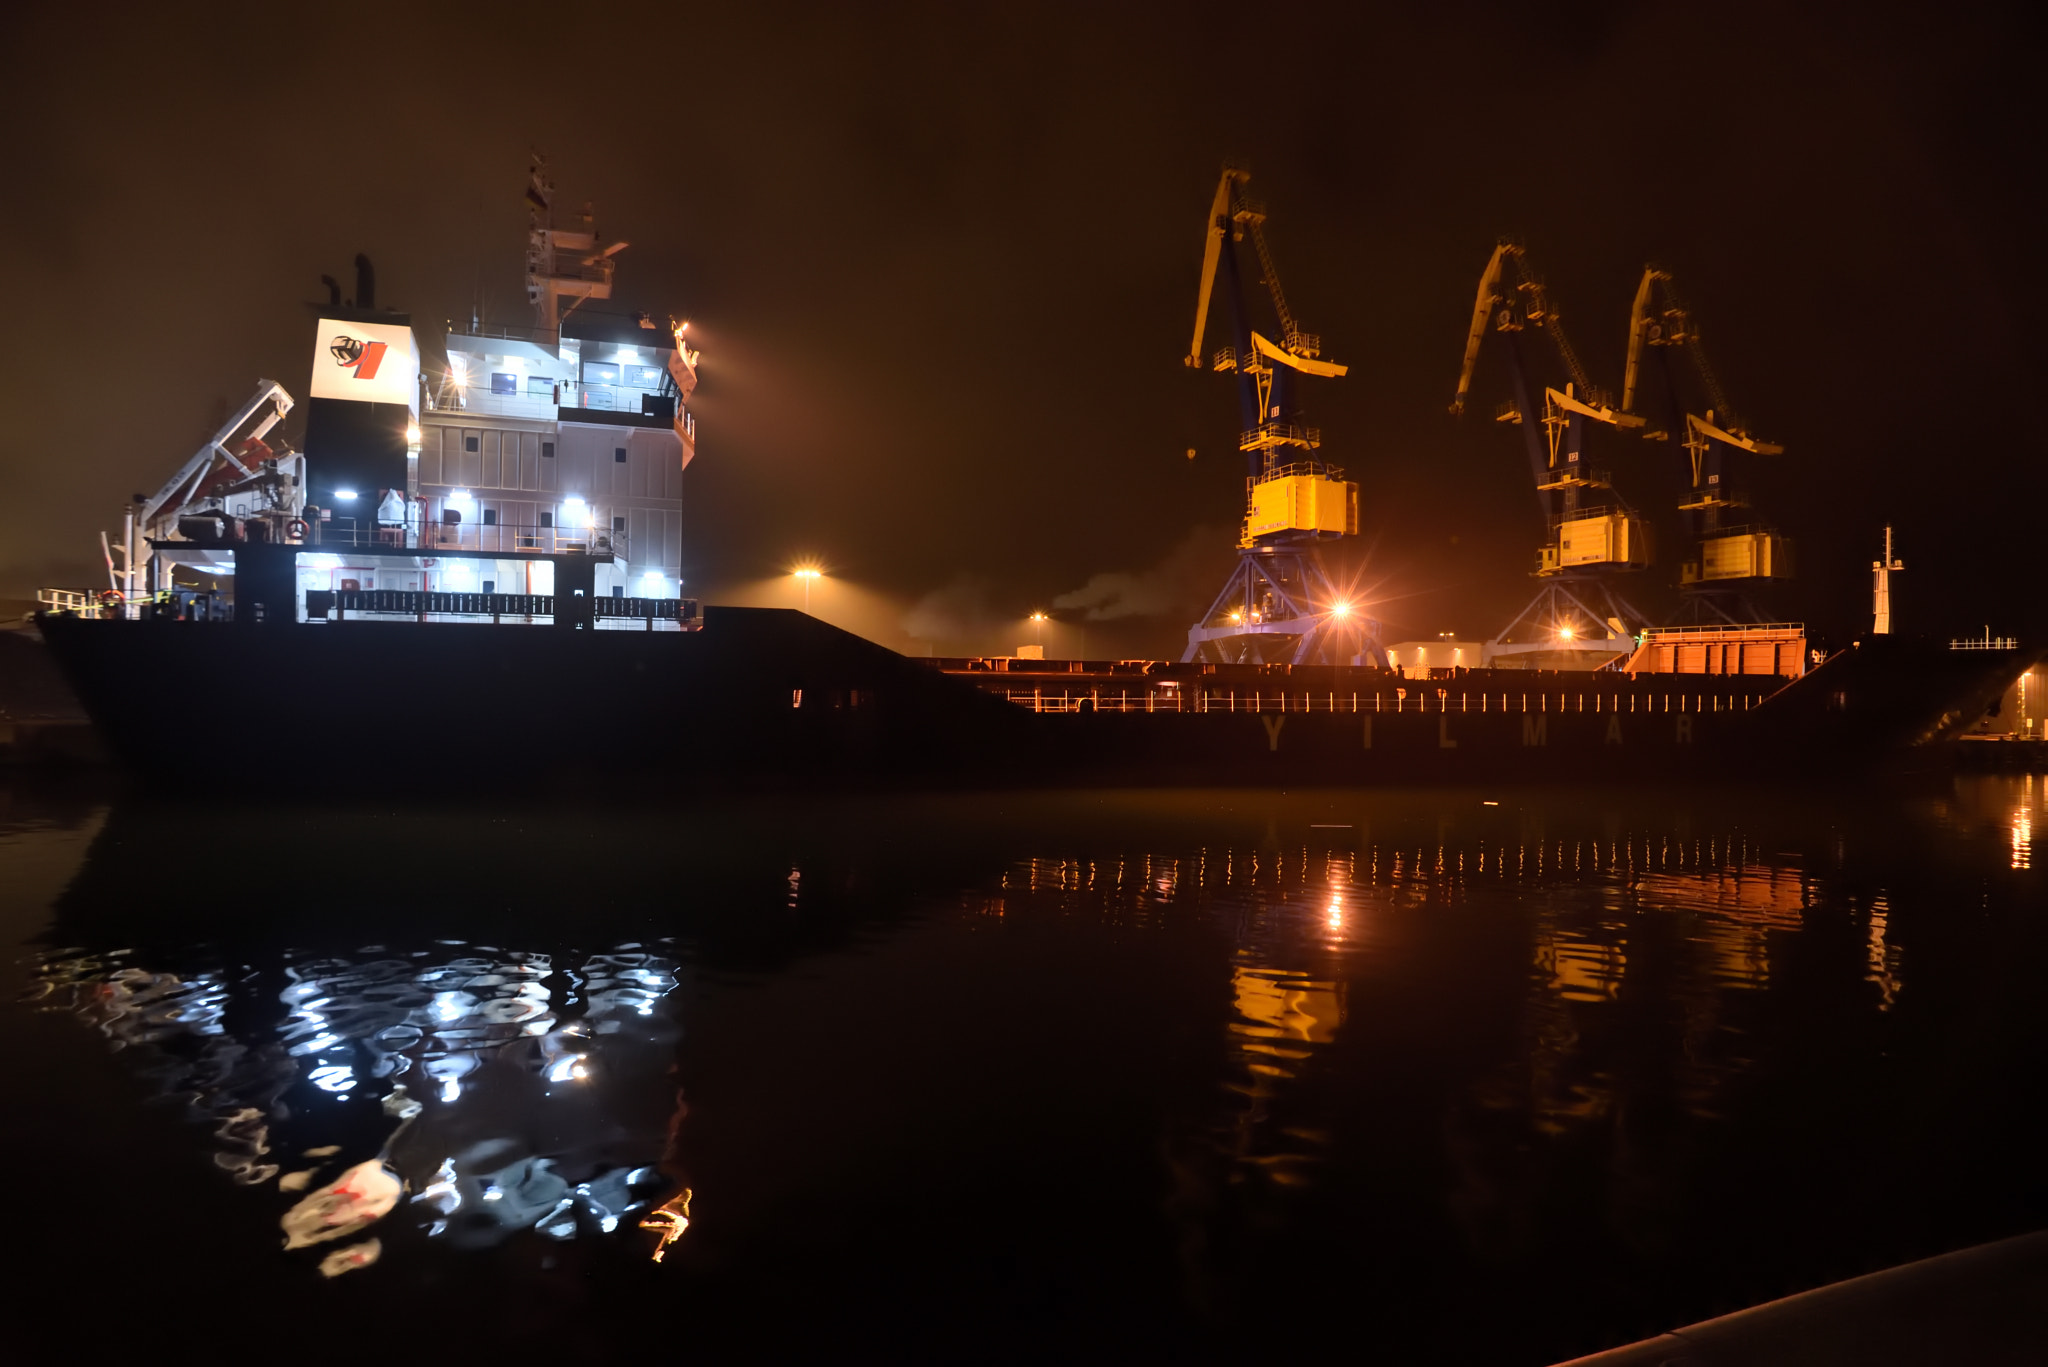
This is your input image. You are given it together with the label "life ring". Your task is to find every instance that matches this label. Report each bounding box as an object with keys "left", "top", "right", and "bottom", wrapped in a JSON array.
[
  {"left": 97, "top": 588, "right": 125, "bottom": 604},
  {"left": 286, "top": 517, "right": 311, "bottom": 541}
]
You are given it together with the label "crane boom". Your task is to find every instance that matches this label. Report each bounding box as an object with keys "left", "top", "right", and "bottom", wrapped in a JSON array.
[
  {"left": 1623, "top": 266, "right": 1743, "bottom": 434},
  {"left": 1622, "top": 266, "right": 1663, "bottom": 414},
  {"left": 1522, "top": 274, "right": 1597, "bottom": 401},
  {"left": 1185, "top": 168, "right": 1247, "bottom": 368},
  {"left": 1246, "top": 217, "right": 1297, "bottom": 346},
  {"left": 1451, "top": 241, "right": 1514, "bottom": 415},
  {"left": 1451, "top": 242, "right": 1600, "bottom": 409}
]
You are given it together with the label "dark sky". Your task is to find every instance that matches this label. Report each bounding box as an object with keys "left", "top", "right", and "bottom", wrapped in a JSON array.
[{"left": 4, "top": 1, "right": 2041, "bottom": 656}]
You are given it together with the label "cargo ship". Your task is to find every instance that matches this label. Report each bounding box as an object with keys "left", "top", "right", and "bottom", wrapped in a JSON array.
[
  {"left": 36, "top": 599, "right": 2036, "bottom": 788},
  {"left": 29, "top": 168, "right": 2041, "bottom": 789}
]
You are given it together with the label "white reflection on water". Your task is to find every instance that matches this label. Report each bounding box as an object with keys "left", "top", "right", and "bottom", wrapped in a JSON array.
[{"left": 31, "top": 940, "right": 687, "bottom": 1270}]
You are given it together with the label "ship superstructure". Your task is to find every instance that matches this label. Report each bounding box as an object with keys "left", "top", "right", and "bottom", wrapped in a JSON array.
[{"left": 286, "top": 158, "right": 699, "bottom": 626}]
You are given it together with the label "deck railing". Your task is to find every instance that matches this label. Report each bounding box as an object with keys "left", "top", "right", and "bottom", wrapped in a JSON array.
[
  {"left": 313, "top": 520, "right": 626, "bottom": 559},
  {"left": 1002, "top": 686, "right": 1770, "bottom": 715},
  {"left": 307, "top": 590, "right": 698, "bottom": 627}
]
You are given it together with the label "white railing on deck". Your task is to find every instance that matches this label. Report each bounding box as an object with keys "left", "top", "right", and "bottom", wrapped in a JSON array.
[
  {"left": 35, "top": 588, "right": 97, "bottom": 614},
  {"left": 1004, "top": 688, "right": 1766, "bottom": 715}
]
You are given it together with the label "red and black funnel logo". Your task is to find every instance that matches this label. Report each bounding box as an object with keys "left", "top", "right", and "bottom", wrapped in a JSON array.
[{"left": 329, "top": 335, "right": 387, "bottom": 380}]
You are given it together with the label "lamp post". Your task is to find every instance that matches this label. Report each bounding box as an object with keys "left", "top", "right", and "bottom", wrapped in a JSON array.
[
  {"left": 1029, "top": 611, "right": 1047, "bottom": 651},
  {"left": 793, "top": 567, "right": 821, "bottom": 613}
]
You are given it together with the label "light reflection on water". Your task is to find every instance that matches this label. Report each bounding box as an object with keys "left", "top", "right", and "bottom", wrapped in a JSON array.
[
  {"left": 980, "top": 824, "right": 1875, "bottom": 1192},
  {"left": 4, "top": 776, "right": 2045, "bottom": 1360},
  {"left": 27, "top": 939, "right": 683, "bottom": 1271}
]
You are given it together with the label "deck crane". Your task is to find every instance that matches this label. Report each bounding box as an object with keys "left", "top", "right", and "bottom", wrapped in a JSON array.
[
  {"left": 1451, "top": 241, "right": 1650, "bottom": 665},
  {"left": 1179, "top": 166, "right": 1382, "bottom": 666},
  {"left": 107, "top": 380, "right": 302, "bottom": 603},
  {"left": 1622, "top": 267, "right": 1790, "bottom": 624}
]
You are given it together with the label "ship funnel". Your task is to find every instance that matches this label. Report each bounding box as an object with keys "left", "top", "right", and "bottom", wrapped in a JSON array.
[{"left": 354, "top": 254, "right": 376, "bottom": 311}]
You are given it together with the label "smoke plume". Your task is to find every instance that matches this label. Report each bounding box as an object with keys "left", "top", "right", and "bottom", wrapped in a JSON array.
[{"left": 1052, "top": 525, "right": 1233, "bottom": 622}]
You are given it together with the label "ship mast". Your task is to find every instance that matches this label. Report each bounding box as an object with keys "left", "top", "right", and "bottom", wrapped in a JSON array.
[
  {"left": 525, "top": 154, "right": 628, "bottom": 338},
  {"left": 1872, "top": 525, "right": 1904, "bottom": 635}
]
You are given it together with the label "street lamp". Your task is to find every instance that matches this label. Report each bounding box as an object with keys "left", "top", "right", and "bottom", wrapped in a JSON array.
[
  {"left": 792, "top": 566, "right": 821, "bottom": 612},
  {"left": 1029, "top": 611, "right": 1048, "bottom": 650}
]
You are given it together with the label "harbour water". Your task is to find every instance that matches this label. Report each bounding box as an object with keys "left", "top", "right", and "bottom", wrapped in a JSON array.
[{"left": 3, "top": 777, "right": 2044, "bottom": 1362}]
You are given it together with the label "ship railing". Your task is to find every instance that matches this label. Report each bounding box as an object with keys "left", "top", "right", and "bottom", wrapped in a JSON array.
[
  {"left": 448, "top": 322, "right": 559, "bottom": 345},
  {"left": 35, "top": 588, "right": 98, "bottom": 615},
  {"left": 312, "top": 521, "right": 626, "bottom": 559},
  {"left": 1002, "top": 686, "right": 1779, "bottom": 715},
  {"left": 425, "top": 388, "right": 560, "bottom": 419},
  {"left": 307, "top": 590, "right": 699, "bottom": 628},
  {"left": 1640, "top": 622, "right": 1806, "bottom": 641},
  {"left": 1949, "top": 635, "right": 2019, "bottom": 650},
  {"left": 593, "top": 595, "right": 699, "bottom": 627}
]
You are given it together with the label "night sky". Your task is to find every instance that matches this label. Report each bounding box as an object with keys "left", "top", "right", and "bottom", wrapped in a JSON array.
[{"left": 4, "top": 2, "right": 2041, "bottom": 657}]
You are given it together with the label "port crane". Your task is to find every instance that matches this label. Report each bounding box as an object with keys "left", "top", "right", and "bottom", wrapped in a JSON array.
[
  {"left": 1621, "top": 267, "right": 1790, "bottom": 624},
  {"left": 1180, "top": 166, "right": 1382, "bottom": 666},
  {"left": 1452, "top": 241, "right": 1650, "bottom": 664}
]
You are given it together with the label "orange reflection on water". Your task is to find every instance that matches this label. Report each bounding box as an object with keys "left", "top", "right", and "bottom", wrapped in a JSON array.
[
  {"left": 1232, "top": 967, "right": 1343, "bottom": 1060},
  {"left": 1538, "top": 934, "right": 1624, "bottom": 1003},
  {"left": 1635, "top": 861, "right": 1807, "bottom": 991}
]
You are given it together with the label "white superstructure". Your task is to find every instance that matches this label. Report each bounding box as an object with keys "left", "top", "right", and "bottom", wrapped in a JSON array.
[{"left": 407, "top": 158, "right": 699, "bottom": 616}]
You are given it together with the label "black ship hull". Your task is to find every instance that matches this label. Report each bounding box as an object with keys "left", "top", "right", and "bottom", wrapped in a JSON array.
[{"left": 34, "top": 608, "right": 2038, "bottom": 790}]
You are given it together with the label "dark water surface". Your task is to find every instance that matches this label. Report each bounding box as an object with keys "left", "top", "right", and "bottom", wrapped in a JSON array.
[{"left": 3, "top": 778, "right": 2045, "bottom": 1363}]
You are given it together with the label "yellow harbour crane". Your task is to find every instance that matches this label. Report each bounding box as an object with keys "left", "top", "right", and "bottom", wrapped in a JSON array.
[
  {"left": 1180, "top": 166, "right": 1381, "bottom": 666},
  {"left": 1452, "top": 241, "right": 1650, "bottom": 665},
  {"left": 1623, "top": 266, "right": 1792, "bottom": 624}
]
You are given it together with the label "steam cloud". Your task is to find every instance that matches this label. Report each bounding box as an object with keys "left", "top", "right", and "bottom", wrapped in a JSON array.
[
  {"left": 902, "top": 574, "right": 999, "bottom": 645},
  {"left": 1052, "top": 525, "right": 1232, "bottom": 621}
]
